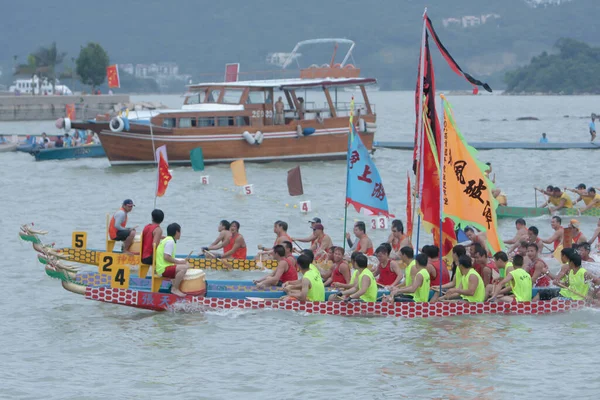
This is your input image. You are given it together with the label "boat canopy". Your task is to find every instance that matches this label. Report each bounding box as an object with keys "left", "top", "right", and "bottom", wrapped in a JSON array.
[{"left": 188, "top": 77, "right": 377, "bottom": 90}]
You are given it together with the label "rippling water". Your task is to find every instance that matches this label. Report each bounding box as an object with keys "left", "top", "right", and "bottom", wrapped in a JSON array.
[{"left": 3, "top": 92, "right": 600, "bottom": 399}]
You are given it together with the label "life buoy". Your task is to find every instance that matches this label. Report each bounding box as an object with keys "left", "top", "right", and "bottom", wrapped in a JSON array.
[
  {"left": 254, "top": 131, "right": 264, "bottom": 145},
  {"left": 358, "top": 118, "right": 366, "bottom": 133},
  {"left": 55, "top": 118, "right": 64, "bottom": 130},
  {"left": 64, "top": 118, "right": 72, "bottom": 132},
  {"left": 109, "top": 116, "right": 124, "bottom": 133},
  {"left": 296, "top": 125, "right": 302, "bottom": 138},
  {"left": 242, "top": 131, "right": 255, "bottom": 145}
]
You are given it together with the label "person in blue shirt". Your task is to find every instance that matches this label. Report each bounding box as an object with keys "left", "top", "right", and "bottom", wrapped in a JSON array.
[
  {"left": 63, "top": 133, "right": 72, "bottom": 147},
  {"left": 539, "top": 132, "right": 548, "bottom": 143},
  {"left": 590, "top": 114, "right": 597, "bottom": 142}
]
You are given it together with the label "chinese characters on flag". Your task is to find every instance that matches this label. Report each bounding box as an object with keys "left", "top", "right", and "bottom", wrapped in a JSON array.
[
  {"left": 155, "top": 145, "right": 172, "bottom": 197},
  {"left": 441, "top": 97, "right": 502, "bottom": 253},
  {"left": 107, "top": 65, "right": 120, "bottom": 88},
  {"left": 346, "top": 125, "right": 393, "bottom": 217}
]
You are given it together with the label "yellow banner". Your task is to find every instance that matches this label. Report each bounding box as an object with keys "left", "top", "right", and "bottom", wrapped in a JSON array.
[
  {"left": 230, "top": 159, "right": 248, "bottom": 186},
  {"left": 441, "top": 97, "right": 502, "bottom": 253}
]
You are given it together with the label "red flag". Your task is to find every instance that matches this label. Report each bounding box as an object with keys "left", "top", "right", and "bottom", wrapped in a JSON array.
[
  {"left": 65, "top": 104, "right": 75, "bottom": 120},
  {"left": 155, "top": 145, "right": 171, "bottom": 197},
  {"left": 107, "top": 65, "right": 120, "bottom": 88},
  {"left": 406, "top": 172, "right": 413, "bottom": 239},
  {"left": 287, "top": 165, "right": 304, "bottom": 196},
  {"left": 225, "top": 63, "right": 240, "bottom": 82}
]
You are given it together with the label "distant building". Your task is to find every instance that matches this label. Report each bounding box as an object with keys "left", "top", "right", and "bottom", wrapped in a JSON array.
[
  {"left": 120, "top": 63, "right": 134, "bottom": 75},
  {"left": 443, "top": 13, "right": 501, "bottom": 28}
]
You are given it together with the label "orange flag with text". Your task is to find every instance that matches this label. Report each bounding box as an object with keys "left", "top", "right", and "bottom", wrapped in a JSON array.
[
  {"left": 441, "top": 96, "right": 502, "bottom": 253},
  {"left": 155, "top": 145, "right": 172, "bottom": 197}
]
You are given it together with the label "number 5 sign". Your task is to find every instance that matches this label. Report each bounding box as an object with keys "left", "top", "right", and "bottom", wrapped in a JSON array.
[
  {"left": 370, "top": 216, "right": 389, "bottom": 230},
  {"left": 244, "top": 184, "right": 254, "bottom": 195},
  {"left": 71, "top": 231, "right": 87, "bottom": 249}
]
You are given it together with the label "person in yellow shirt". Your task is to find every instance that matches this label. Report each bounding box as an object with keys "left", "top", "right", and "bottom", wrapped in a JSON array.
[
  {"left": 389, "top": 253, "right": 430, "bottom": 302},
  {"left": 547, "top": 187, "right": 573, "bottom": 212},
  {"left": 488, "top": 254, "right": 532, "bottom": 302},
  {"left": 555, "top": 252, "right": 600, "bottom": 301},
  {"left": 578, "top": 188, "right": 600, "bottom": 213},
  {"left": 284, "top": 254, "right": 325, "bottom": 301},
  {"left": 339, "top": 253, "right": 377, "bottom": 302},
  {"left": 439, "top": 255, "right": 485, "bottom": 302}
]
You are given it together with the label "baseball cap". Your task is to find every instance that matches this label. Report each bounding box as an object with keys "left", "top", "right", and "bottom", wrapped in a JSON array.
[
  {"left": 569, "top": 219, "right": 580, "bottom": 229},
  {"left": 313, "top": 223, "right": 324, "bottom": 231},
  {"left": 123, "top": 199, "right": 135, "bottom": 206},
  {"left": 575, "top": 183, "right": 586, "bottom": 190},
  {"left": 307, "top": 217, "right": 321, "bottom": 224}
]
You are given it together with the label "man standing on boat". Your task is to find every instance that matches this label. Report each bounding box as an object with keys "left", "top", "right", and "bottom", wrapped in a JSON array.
[
  {"left": 283, "top": 254, "right": 325, "bottom": 302},
  {"left": 590, "top": 113, "right": 596, "bottom": 142},
  {"left": 203, "top": 220, "right": 232, "bottom": 255},
  {"left": 155, "top": 223, "right": 190, "bottom": 298},
  {"left": 109, "top": 199, "right": 137, "bottom": 254},
  {"left": 274, "top": 96, "right": 285, "bottom": 125},
  {"left": 141, "top": 209, "right": 164, "bottom": 265},
  {"left": 541, "top": 216, "right": 564, "bottom": 251},
  {"left": 297, "top": 97, "right": 305, "bottom": 120},
  {"left": 346, "top": 221, "right": 374, "bottom": 256},
  {"left": 254, "top": 245, "right": 297, "bottom": 288}
]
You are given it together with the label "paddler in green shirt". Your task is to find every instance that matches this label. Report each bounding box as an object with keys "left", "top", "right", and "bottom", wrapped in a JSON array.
[
  {"left": 390, "top": 253, "right": 430, "bottom": 302},
  {"left": 430, "top": 245, "right": 466, "bottom": 302},
  {"left": 556, "top": 252, "right": 600, "bottom": 301},
  {"left": 386, "top": 246, "right": 415, "bottom": 302},
  {"left": 489, "top": 254, "right": 532, "bottom": 302},
  {"left": 439, "top": 255, "right": 485, "bottom": 302},
  {"left": 340, "top": 253, "right": 377, "bottom": 302},
  {"left": 284, "top": 254, "right": 325, "bottom": 301}
]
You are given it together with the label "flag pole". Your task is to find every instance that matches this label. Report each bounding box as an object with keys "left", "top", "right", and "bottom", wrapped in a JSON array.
[
  {"left": 343, "top": 97, "right": 355, "bottom": 253},
  {"left": 413, "top": 8, "right": 428, "bottom": 253},
  {"left": 150, "top": 111, "right": 158, "bottom": 208},
  {"left": 439, "top": 95, "right": 446, "bottom": 293}
]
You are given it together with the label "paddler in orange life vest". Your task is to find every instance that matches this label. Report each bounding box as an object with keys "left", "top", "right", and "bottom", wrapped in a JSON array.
[
  {"left": 541, "top": 216, "right": 564, "bottom": 251},
  {"left": 141, "top": 209, "right": 164, "bottom": 266},
  {"left": 109, "top": 199, "right": 137, "bottom": 254},
  {"left": 310, "top": 223, "right": 333, "bottom": 263},
  {"left": 346, "top": 221, "right": 374, "bottom": 256},
  {"left": 219, "top": 220, "right": 247, "bottom": 259},
  {"left": 203, "top": 220, "right": 232, "bottom": 255},
  {"left": 569, "top": 219, "right": 588, "bottom": 245},
  {"left": 374, "top": 244, "right": 403, "bottom": 288},
  {"left": 254, "top": 244, "right": 297, "bottom": 288},
  {"left": 387, "top": 219, "right": 411, "bottom": 261}
]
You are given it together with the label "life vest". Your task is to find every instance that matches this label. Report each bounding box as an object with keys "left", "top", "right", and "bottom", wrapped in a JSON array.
[
  {"left": 509, "top": 268, "right": 532, "bottom": 302},
  {"left": 559, "top": 268, "right": 589, "bottom": 300},
  {"left": 155, "top": 236, "right": 175, "bottom": 276},
  {"left": 430, "top": 259, "right": 451, "bottom": 286},
  {"left": 572, "top": 231, "right": 583, "bottom": 244},
  {"left": 331, "top": 261, "right": 349, "bottom": 285},
  {"left": 358, "top": 268, "right": 378, "bottom": 302},
  {"left": 356, "top": 238, "right": 374, "bottom": 256},
  {"left": 108, "top": 208, "right": 127, "bottom": 240},
  {"left": 141, "top": 223, "right": 159, "bottom": 262},
  {"left": 412, "top": 269, "right": 431, "bottom": 303},
  {"left": 225, "top": 233, "right": 247, "bottom": 259},
  {"left": 303, "top": 268, "right": 325, "bottom": 301},
  {"left": 528, "top": 258, "right": 551, "bottom": 287},
  {"left": 460, "top": 269, "right": 485, "bottom": 302},
  {"left": 553, "top": 227, "right": 564, "bottom": 250}
]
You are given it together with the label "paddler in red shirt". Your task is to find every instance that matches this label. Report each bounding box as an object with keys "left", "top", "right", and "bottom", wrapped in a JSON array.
[
  {"left": 345, "top": 221, "right": 374, "bottom": 256},
  {"left": 373, "top": 244, "right": 403, "bottom": 288},
  {"left": 541, "top": 216, "right": 564, "bottom": 251},
  {"left": 527, "top": 226, "right": 543, "bottom": 255},
  {"left": 525, "top": 243, "right": 551, "bottom": 288},
  {"left": 422, "top": 245, "right": 451, "bottom": 287},
  {"left": 203, "top": 220, "right": 232, "bottom": 255},
  {"left": 323, "top": 247, "right": 351, "bottom": 287},
  {"left": 472, "top": 244, "right": 499, "bottom": 286},
  {"left": 254, "top": 245, "right": 297, "bottom": 288},
  {"left": 140, "top": 209, "right": 164, "bottom": 265}
]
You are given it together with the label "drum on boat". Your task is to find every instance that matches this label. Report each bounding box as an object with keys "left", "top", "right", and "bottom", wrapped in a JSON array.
[{"left": 180, "top": 269, "right": 206, "bottom": 296}]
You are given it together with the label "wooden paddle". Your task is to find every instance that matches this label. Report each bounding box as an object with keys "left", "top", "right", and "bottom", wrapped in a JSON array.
[
  {"left": 555, "top": 282, "right": 588, "bottom": 300},
  {"left": 291, "top": 239, "right": 304, "bottom": 252}
]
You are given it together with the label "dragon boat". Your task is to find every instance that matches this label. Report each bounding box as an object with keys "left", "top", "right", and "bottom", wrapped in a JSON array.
[
  {"left": 20, "top": 225, "right": 591, "bottom": 318},
  {"left": 496, "top": 206, "right": 600, "bottom": 219}
]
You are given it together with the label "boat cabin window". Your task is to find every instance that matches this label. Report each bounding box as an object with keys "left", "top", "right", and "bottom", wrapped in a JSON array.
[
  {"left": 207, "top": 89, "right": 222, "bottom": 103},
  {"left": 236, "top": 116, "right": 250, "bottom": 126},
  {"left": 222, "top": 89, "right": 244, "bottom": 104},
  {"left": 247, "top": 91, "right": 265, "bottom": 104},
  {"left": 179, "top": 117, "right": 197, "bottom": 128},
  {"left": 198, "top": 117, "right": 215, "bottom": 127},
  {"left": 162, "top": 117, "right": 177, "bottom": 128},
  {"left": 217, "top": 117, "right": 235, "bottom": 127}
]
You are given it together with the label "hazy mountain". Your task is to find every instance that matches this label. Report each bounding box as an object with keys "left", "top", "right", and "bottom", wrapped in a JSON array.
[{"left": 2, "top": 0, "right": 596, "bottom": 91}]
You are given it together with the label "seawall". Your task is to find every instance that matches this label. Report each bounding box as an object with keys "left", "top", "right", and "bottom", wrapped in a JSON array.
[{"left": 0, "top": 94, "right": 130, "bottom": 121}]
